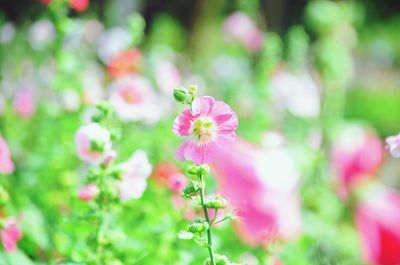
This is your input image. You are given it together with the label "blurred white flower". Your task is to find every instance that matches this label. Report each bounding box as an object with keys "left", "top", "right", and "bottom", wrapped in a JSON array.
[
  {"left": 28, "top": 19, "right": 55, "bottom": 49},
  {"left": 109, "top": 74, "right": 164, "bottom": 124},
  {"left": 119, "top": 150, "right": 152, "bottom": 201},
  {"left": 269, "top": 70, "right": 321, "bottom": 118},
  {"left": 62, "top": 89, "right": 81, "bottom": 112},
  {"left": 0, "top": 22, "right": 15, "bottom": 43},
  {"left": 97, "top": 27, "right": 131, "bottom": 64}
]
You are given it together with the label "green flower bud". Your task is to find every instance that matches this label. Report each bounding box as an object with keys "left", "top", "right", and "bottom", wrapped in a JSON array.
[
  {"left": 182, "top": 181, "right": 200, "bottom": 197},
  {"left": 91, "top": 113, "right": 103, "bottom": 123},
  {"left": 90, "top": 139, "right": 105, "bottom": 152},
  {"left": 198, "top": 164, "right": 210, "bottom": 175},
  {"left": 96, "top": 101, "right": 112, "bottom": 117},
  {"left": 173, "top": 87, "right": 188, "bottom": 103},
  {"left": 204, "top": 254, "right": 230, "bottom": 265},
  {"left": 205, "top": 195, "right": 228, "bottom": 209},
  {"left": 187, "top": 220, "right": 209, "bottom": 233},
  {"left": 187, "top": 165, "right": 199, "bottom": 175}
]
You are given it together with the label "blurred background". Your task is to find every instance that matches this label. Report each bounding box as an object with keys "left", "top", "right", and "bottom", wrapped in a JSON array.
[{"left": 0, "top": 0, "right": 400, "bottom": 264}]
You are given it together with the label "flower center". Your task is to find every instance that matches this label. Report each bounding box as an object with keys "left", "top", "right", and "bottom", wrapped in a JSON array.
[
  {"left": 120, "top": 86, "right": 142, "bottom": 104},
  {"left": 191, "top": 117, "right": 216, "bottom": 144}
]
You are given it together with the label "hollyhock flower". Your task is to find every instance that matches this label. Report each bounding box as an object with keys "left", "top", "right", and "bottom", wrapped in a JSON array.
[
  {"left": 331, "top": 125, "right": 383, "bottom": 200},
  {"left": 385, "top": 134, "right": 400, "bottom": 158},
  {"left": 0, "top": 219, "right": 22, "bottom": 253},
  {"left": 0, "top": 135, "right": 14, "bottom": 175},
  {"left": 75, "top": 123, "right": 112, "bottom": 164},
  {"left": 69, "top": 0, "right": 89, "bottom": 12},
  {"left": 118, "top": 150, "right": 152, "bottom": 202},
  {"left": 356, "top": 185, "right": 400, "bottom": 265},
  {"left": 173, "top": 96, "right": 238, "bottom": 165},
  {"left": 223, "top": 12, "right": 264, "bottom": 51},
  {"left": 268, "top": 69, "right": 321, "bottom": 118},
  {"left": 78, "top": 184, "right": 99, "bottom": 202},
  {"left": 109, "top": 74, "right": 162, "bottom": 123},
  {"left": 0, "top": 22, "right": 15, "bottom": 44},
  {"left": 107, "top": 49, "right": 141, "bottom": 79},
  {"left": 13, "top": 88, "right": 36, "bottom": 118},
  {"left": 28, "top": 19, "right": 55, "bottom": 49},
  {"left": 97, "top": 27, "right": 131, "bottom": 64},
  {"left": 209, "top": 139, "right": 302, "bottom": 245},
  {"left": 167, "top": 174, "right": 188, "bottom": 193}
]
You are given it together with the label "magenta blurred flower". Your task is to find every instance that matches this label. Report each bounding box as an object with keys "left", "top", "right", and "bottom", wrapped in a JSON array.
[
  {"left": 223, "top": 12, "right": 264, "bottom": 52},
  {"left": 75, "top": 123, "right": 112, "bottom": 164},
  {"left": 109, "top": 74, "right": 162, "bottom": 123},
  {"left": 118, "top": 150, "right": 152, "bottom": 202},
  {"left": 0, "top": 218, "right": 22, "bottom": 253},
  {"left": 331, "top": 126, "right": 383, "bottom": 200},
  {"left": 78, "top": 184, "right": 99, "bottom": 202},
  {"left": 356, "top": 185, "right": 400, "bottom": 265},
  {"left": 13, "top": 88, "right": 36, "bottom": 118},
  {"left": 69, "top": 0, "right": 89, "bottom": 12},
  {"left": 0, "top": 135, "right": 14, "bottom": 175},
  {"left": 385, "top": 134, "right": 400, "bottom": 158},
  {"left": 173, "top": 96, "right": 238, "bottom": 165},
  {"left": 209, "top": 139, "right": 302, "bottom": 246}
]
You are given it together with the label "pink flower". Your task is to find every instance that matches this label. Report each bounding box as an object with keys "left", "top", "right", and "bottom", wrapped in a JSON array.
[
  {"left": 109, "top": 75, "right": 162, "bottom": 123},
  {"left": 209, "top": 139, "right": 302, "bottom": 246},
  {"left": 0, "top": 135, "right": 14, "bottom": 175},
  {"left": 75, "top": 123, "right": 112, "bottom": 164},
  {"left": 13, "top": 88, "right": 36, "bottom": 118},
  {"left": 69, "top": 0, "right": 89, "bottom": 12},
  {"left": 0, "top": 219, "right": 22, "bottom": 253},
  {"left": 118, "top": 150, "right": 152, "bottom": 202},
  {"left": 78, "top": 184, "right": 99, "bottom": 202},
  {"left": 167, "top": 173, "right": 188, "bottom": 193},
  {"left": 356, "top": 185, "right": 400, "bottom": 265},
  {"left": 223, "top": 12, "right": 264, "bottom": 52},
  {"left": 385, "top": 134, "right": 400, "bottom": 158},
  {"left": 331, "top": 125, "right": 383, "bottom": 200},
  {"left": 173, "top": 96, "right": 238, "bottom": 165}
]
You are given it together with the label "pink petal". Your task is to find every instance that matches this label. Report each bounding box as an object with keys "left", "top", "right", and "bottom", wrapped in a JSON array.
[
  {"left": 172, "top": 109, "right": 194, "bottom": 136},
  {"left": 176, "top": 140, "right": 190, "bottom": 161},
  {"left": 192, "top": 96, "right": 214, "bottom": 116}
]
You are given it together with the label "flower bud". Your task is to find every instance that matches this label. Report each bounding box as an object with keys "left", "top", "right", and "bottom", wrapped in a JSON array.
[
  {"left": 198, "top": 164, "right": 210, "bottom": 175},
  {"left": 78, "top": 184, "right": 99, "bottom": 202},
  {"left": 204, "top": 254, "right": 230, "bottom": 265},
  {"left": 205, "top": 195, "right": 228, "bottom": 209},
  {"left": 182, "top": 181, "right": 200, "bottom": 197},
  {"left": 187, "top": 165, "right": 199, "bottom": 175},
  {"left": 187, "top": 220, "right": 209, "bottom": 233},
  {"left": 173, "top": 87, "right": 188, "bottom": 103}
]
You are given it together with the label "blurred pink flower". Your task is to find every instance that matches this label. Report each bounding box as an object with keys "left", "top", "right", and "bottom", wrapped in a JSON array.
[
  {"left": 118, "top": 150, "right": 152, "bottom": 202},
  {"left": 39, "top": 0, "right": 52, "bottom": 5},
  {"left": 356, "top": 186, "right": 400, "bottom": 265},
  {"left": 331, "top": 126, "right": 383, "bottom": 200},
  {"left": 69, "top": 0, "right": 89, "bottom": 12},
  {"left": 0, "top": 135, "right": 15, "bottom": 174},
  {"left": 385, "top": 134, "right": 400, "bottom": 158},
  {"left": 13, "top": 88, "right": 36, "bottom": 118},
  {"left": 109, "top": 74, "right": 162, "bottom": 123},
  {"left": 0, "top": 218, "right": 22, "bottom": 253},
  {"left": 223, "top": 12, "right": 264, "bottom": 52},
  {"left": 167, "top": 173, "right": 188, "bottom": 193},
  {"left": 209, "top": 139, "right": 302, "bottom": 246},
  {"left": 78, "top": 184, "right": 99, "bottom": 202},
  {"left": 75, "top": 123, "right": 112, "bottom": 164},
  {"left": 107, "top": 49, "right": 141, "bottom": 79},
  {"left": 173, "top": 96, "right": 238, "bottom": 165}
]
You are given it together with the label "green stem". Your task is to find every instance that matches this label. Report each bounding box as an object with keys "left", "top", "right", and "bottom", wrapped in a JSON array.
[
  {"left": 95, "top": 169, "right": 106, "bottom": 265},
  {"left": 198, "top": 173, "right": 216, "bottom": 265}
]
